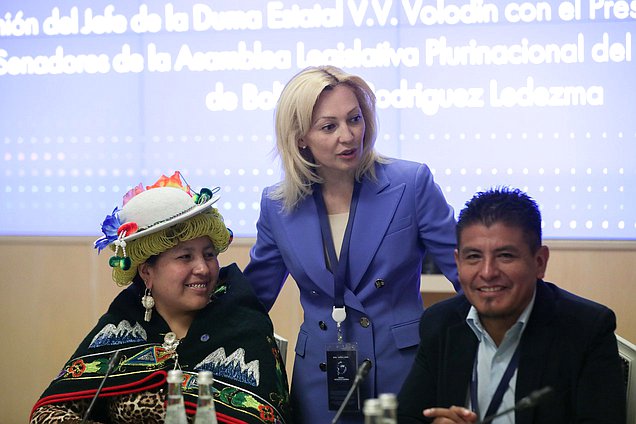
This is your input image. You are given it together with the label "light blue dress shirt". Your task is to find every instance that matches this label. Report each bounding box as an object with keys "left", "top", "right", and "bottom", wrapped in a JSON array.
[{"left": 466, "top": 289, "right": 536, "bottom": 424}]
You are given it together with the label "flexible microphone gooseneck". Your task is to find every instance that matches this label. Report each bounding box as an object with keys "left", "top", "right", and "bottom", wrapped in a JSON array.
[
  {"left": 479, "top": 386, "right": 554, "bottom": 424},
  {"left": 80, "top": 349, "right": 121, "bottom": 424},
  {"left": 331, "top": 359, "right": 373, "bottom": 424}
]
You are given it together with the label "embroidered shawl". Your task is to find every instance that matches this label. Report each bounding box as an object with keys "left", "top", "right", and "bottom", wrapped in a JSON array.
[{"left": 31, "top": 264, "right": 291, "bottom": 424}]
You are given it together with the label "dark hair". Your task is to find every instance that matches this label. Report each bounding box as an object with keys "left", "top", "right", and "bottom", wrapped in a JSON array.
[
  {"left": 132, "top": 253, "right": 159, "bottom": 287},
  {"left": 457, "top": 187, "right": 542, "bottom": 252}
]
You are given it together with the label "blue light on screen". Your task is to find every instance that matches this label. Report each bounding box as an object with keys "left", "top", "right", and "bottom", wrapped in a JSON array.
[{"left": 1, "top": 0, "right": 634, "bottom": 239}]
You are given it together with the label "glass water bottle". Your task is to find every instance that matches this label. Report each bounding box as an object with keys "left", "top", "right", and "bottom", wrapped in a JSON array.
[
  {"left": 363, "top": 398, "right": 383, "bottom": 424},
  {"left": 193, "top": 370, "right": 218, "bottom": 424},
  {"left": 164, "top": 369, "right": 188, "bottom": 424},
  {"left": 379, "top": 393, "right": 398, "bottom": 424}
]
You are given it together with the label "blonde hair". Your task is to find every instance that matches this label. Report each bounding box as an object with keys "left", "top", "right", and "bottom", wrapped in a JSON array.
[
  {"left": 111, "top": 208, "right": 231, "bottom": 286},
  {"left": 271, "top": 65, "right": 387, "bottom": 211}
]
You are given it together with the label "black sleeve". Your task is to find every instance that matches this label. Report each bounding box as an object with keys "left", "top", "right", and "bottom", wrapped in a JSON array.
[{"left": 397, "top": 313, "right": 435, "bottom": 423}]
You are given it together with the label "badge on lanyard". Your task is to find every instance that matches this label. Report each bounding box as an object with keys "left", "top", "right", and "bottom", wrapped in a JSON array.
[
  {"left": 313, "top": 183, "right": 362, "bottom": 411},
  {"left": 326, "top": 342, "right": 360, "bottom": 411}
]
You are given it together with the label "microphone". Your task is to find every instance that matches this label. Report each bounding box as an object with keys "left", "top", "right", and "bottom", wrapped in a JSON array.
[
  {"left": 80, "top": 350, "right": 121, "bottom": 424},
  {"left": 331, "top": 359, "right": 373, "bottom": 424},
  {"left": 479, "top": 386, "right": 554, "bottom": 424}
]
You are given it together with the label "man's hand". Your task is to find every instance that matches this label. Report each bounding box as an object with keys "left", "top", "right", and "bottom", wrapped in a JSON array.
[{"left": 423, "top": 405, "right": 478, "bottom": 423}]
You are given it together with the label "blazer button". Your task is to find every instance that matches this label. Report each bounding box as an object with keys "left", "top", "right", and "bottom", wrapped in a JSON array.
[
  {"left": 319, "top": 362, "right": 327, "bottom": 372},
  {"left": 319, "top": 321, "right": 328, "bottom": 330},
  {"left": 374, "top": 279, "right": 385, "bottom": 288},
  {"left": 359, "top": 317, "right": 370, "bottom": 328}
]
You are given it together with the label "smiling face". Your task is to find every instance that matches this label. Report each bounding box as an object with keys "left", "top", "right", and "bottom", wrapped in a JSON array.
[
  {"left": 301, "top": 84, "right": 365, "bottom": 183},
  {"left": 455, "top": 222, "right": 549, "bottom": 335},
  {"left": 139, "top": 236, "right": 219, "bottom": 324}
]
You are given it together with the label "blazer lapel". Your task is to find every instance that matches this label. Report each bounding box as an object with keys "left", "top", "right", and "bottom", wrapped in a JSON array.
[
  {"left": 281, "top": 196, "right": 366, "bottom": 312},
  {"left": 515, "top": 282, "right": 558, "bottom": 424},
  {"left": 282, "top": 196, "right": 335, "bottom": 297},
  {"left": 444, "top": 313, "right": 479, "bottom": 406},
  {"left": 348, "top": 165, "right": 405, "bottom": 292}
]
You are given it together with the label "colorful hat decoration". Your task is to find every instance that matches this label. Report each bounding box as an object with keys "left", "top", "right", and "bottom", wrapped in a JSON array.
[{"left": 94, "top": 171, "right": 224, "bottom": 271}]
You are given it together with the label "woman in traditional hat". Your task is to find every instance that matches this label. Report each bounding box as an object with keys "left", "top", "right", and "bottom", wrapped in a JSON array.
[{"left": 30, "top": 171, "right": 291, "bottom": 424}]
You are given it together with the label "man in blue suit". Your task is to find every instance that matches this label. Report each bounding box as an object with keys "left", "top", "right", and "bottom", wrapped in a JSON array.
[{"left": 397, "top": 187, "right": 626, "bottom": 423}]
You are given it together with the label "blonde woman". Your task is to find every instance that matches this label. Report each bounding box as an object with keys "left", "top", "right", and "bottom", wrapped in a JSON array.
[{"left": 244, "top": 66, "right": 459, "bottom": 423}]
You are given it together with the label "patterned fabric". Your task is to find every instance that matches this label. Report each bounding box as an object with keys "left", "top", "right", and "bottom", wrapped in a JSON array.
[
  {"left": 30, "top": 264, "right": 291, "bottom": 424},
  {"left": 31, "top": 390, "right": 165, "bottom": 424}
]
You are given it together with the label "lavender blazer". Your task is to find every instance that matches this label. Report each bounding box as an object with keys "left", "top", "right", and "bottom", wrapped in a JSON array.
[{"left": 244, "top": 159, "right": 459, "bottom": 424}]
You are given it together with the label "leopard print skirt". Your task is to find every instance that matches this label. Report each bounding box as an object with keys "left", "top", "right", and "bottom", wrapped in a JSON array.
[{"left": 30, "top": 389, "right": 172, "bottom": 423}]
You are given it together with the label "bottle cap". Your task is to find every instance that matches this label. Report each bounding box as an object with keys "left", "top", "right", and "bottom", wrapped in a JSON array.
[
  {"left": 197, "top": 370, "right": 214, "bottom": 385},
  {"left": 379, "top": 392, "right": 398, "bottom": 409},
  {"left": 363, "top": 398, "right": 382, "bottom": 416},
  {"left": 167, "top": 369, "right": 183, "bottom": 384}
]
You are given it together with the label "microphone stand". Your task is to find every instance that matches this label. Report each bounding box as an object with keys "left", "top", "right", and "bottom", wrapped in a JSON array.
[
  {"left": 479, "top": 386, "right": 554, "bottom": 424},
  {"left": 480, "top": 404, "right": 520, "bottom": 424},
  {"left": 80, "top": 350, "right": 121, "bottom": 424},
  {"left": 331, "top": 359, "right": 372, "bottom": 424}
]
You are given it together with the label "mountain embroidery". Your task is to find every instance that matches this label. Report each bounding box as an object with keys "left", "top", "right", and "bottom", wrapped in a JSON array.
[
  {"left": 89, "top": 320, "right": 147, "bottom": 348},
  {"left": 195, "top": 347, "right": 260, "bottom": 387}
]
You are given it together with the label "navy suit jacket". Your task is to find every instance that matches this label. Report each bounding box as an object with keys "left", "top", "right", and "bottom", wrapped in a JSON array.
[
  {"left": 244, "top": 159, "right": 458, "bottom": 423},
  {"left": 397, "top": 280, "right": 626, "bottom": 424}
]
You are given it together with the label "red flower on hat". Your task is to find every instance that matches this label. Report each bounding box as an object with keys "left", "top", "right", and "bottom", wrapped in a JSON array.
[{"left": 117, "top": 222, "right": 139, "bottom": 237}]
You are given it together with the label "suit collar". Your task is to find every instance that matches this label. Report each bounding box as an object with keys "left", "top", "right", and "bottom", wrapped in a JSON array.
[
  {"left": 348, "top": 163, "right": 405, "bottom": 291},
  {"left": 280, "top": 189, "right": 369, "bottom": 311},
  {"left": 444, "top": 298, "right": 479, "bottom": 406},
  {"left": 515, "top": 281, "right": 558, "bottom": 424},
  {"left": 276, "top": 163, "right": 404, "bottom": 310},
  {"left": 282, "top": 197, "right": 330, "bottom": 292}
]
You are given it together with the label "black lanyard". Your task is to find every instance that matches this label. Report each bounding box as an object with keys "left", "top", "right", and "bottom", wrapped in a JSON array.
[
  {"left": 470, "top": 344, "right": 521, "bottom": 420},
  {"left": 312, "top": 181, "right": 361, "bottom": 309}
]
